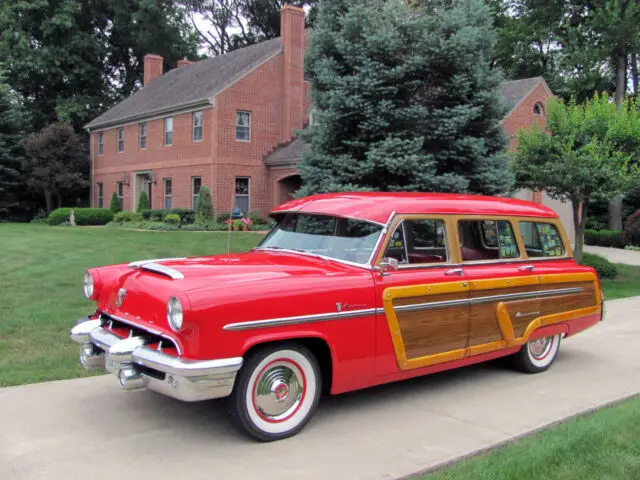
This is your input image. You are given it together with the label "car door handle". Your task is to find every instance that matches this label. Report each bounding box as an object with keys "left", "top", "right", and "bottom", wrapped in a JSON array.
[
  {"left": 518, "top": 265, "right": 535, "bottom": 272},
  {"left": 444, "top": 268, "right": 464, "bottom": 276}
]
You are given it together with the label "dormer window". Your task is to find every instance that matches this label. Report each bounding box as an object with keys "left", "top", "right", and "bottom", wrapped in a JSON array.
[{"left": 533, "top": 102, "right": 545, "bottom": 115}]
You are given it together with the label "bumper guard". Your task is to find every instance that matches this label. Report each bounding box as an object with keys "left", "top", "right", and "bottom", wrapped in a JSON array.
[{"left": 70, "top": 317, "right": 243, "bottom": 402}]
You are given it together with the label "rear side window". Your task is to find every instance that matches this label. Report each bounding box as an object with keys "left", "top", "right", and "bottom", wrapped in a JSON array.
[
  {"left": 458, "top": 219, "right": 519, "bottom": 261},
  {"left": 519, "top": 222, "right": 565, "bottom": 257}
]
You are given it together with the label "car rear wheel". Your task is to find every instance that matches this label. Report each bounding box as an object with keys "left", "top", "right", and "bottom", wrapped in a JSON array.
[
  {"left": 512, "top": 334, "right": 561, "bottom": 373},
  {"left": 227, "top": 344, "right": 321, "bottom": 441}
]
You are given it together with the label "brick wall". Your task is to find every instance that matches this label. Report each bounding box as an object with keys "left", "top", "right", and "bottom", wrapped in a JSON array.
[{"left": 503, "top": 82, "right": 550, "bottom": 151}]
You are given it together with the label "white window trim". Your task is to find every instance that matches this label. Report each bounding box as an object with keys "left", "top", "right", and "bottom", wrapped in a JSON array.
[
  {"left": 164, "top": 117, "right": 173, "bottom": 146},
  {"left": 97, "top": 132, "right": 104, "bottom": 156},
  {"left": 236, "top": 111, "right": 251, "bottom": 142},
  {"left": 164, "top": 178, "right": 172, "bottom": 209},
  {"left": 117, "top": 128, "right": 125, "bottom": 153},
  {"left": 139, "top": 122, "right": 147, "bottom": 149},
  {"left": 192, "top": 111, "right": 203, "bottom": 142},
  {"left": 235, "top": 176, "right": 250, "bottom": 212},
  {"left": 191, "top": 176, "right": 201, "bottom": 210}
]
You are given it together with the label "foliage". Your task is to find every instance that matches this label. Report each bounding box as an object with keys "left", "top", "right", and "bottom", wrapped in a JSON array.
[
  {"left": 0, "top": 0, "right": 199, "bottom": 132},
  {"left": 580, "top": 253, "right": 618, "bottom": 279},
  {"left": 24, "top": 122, "right": 89, "bottom": 213},
  {"left": 48, "top": 208, "right": 113, "bottom": 226},
  {"left": 109, "top": 192, "right": 122, "bottom": 213},
  {"left": 623, "top": 209, "right": 640, "bottom": 246},
  {"left": 248, "top": 211, "right": 265, "bottom": 224},
  {"left": 185, "top": 0, "right": 316, "bottom": 55},
  {"left": 137, "top": 191, "right": 150, "bottom": 212},
  {"left": 113, "top": 211, "right": 143, "bottom": 223},
  {"left": 0, "top": 79, "right": 31, "bottom": 221},
  {"left": 299, "top": 0, "right": 511, "bottom": 197},
  {"left": 145, "top": 221, "right": 180, "bottom": 231},
  {"left": 195, "top": 186, "right": 214, "bottom": 223},
  {"left": 163, "top": 213, "right": 181, "bottom": 225},
  {"left": 584, "top": 229, "right": 598, "bottom": 246},
  {"left": 512, "top": 94, "right": 640, "bottom": 261},
  {"left": 141, "top": 208, "right": 196, "bottom": 224},
  {"left": 610, "top": 229, "right": 624, "bottom": 248}
]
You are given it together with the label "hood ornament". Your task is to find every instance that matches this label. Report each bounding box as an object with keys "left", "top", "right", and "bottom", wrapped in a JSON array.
[{"left": 116, "top": 288, "right": 126, "bottom": 308}]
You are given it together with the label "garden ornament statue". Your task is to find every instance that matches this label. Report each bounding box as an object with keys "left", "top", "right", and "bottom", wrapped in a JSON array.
[{"left": 69, "top": 209, "right": 76, "bottom": 226}]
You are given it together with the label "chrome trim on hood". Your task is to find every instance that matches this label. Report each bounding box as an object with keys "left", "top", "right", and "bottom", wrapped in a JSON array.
[
  {"left": 136, "top": 262, "right": 184, "bottom": 279},
  {"left": 128, "top": 257, "right": 186, "bottom": 267}
]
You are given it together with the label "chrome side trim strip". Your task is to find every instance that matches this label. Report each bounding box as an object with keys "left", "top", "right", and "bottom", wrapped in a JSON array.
[
  {"left": 395, "top": 287, "right": 584, "bottom": 313},
  {"left": 223, "top": 308, "right": 378, "bottom": 331},
  {"left": 223, "top": 287, "right": 585, "bottom": 331}
]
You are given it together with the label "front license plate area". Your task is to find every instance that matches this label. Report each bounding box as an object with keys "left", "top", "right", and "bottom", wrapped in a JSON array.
[{"left": 105, "top": 354, "right": 121, "bottom": 374}]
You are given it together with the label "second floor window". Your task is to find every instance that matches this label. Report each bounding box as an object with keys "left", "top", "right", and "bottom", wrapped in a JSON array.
[
  {"left": 97, "top": 132, "right": 104, "bottom": 156},
  {"left": 193, "top": 111, "right": 203, "bottom": 142},
  {"left": 117, "top": 127, "right": 124, "bottom": 152},
  {"left": 139, "top": 122, "right": 147, "bottom": 149},
  {"left": 116, "top": 181, "right": 124, "bottom": 209},
  {"left": 164, "top": 178, "right": 172, "bottom": 209},
  {"left": 236, "top": 111, "right": 251, "bottom": 141},
  {"left": 164, "top": 117, "right": 173, "bottom": 146},
  {"left": 96, "top": 183, "right": 103, "bottom": 208},
  {"left": 192, "top": 176, "right": 201, "bottom": 210}
]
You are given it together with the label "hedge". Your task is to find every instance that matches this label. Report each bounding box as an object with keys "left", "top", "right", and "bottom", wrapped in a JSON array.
[
  {"left": 140, "top": 208, "right": 196, "bottom": 224},
  {"left": 48, "top": 208, "right": 114, "bottom": 226},
  {"left": 113, "top": 211, "right": 143, "bottom": 223},
  {"left": 623, "top": 209, "right": 640, "bottom": 247},
  {"left": 584, "top": 230, "right": 597, "bottom": 245},
  {"left": 581, "top": 253, "right": 618, "bottom": 279}
]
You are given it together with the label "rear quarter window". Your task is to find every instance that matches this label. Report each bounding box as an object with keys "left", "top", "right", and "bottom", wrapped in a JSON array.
[{"left": 519, "top": 221, "right": 565, "bottom": 257}]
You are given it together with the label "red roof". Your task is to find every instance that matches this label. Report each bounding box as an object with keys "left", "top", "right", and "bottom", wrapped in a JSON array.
[{"left": 271, "top": 192, "right": 558, "bottom": 225}]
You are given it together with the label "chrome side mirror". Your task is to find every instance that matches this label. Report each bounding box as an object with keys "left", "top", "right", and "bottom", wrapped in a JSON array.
[{"left": 379, "top": 257, "right": 399, "bottom": 275}]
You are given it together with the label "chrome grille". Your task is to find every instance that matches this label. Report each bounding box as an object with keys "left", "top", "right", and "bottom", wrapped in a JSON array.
[{"left": 99, "top": 313, "right": 179, "bottom": 354}]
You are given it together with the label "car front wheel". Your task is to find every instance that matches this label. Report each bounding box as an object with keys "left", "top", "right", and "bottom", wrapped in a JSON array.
[
  {"left": 227, "top": 344, "right": 321, "bottom": 441},
  {"left": 512, "top": 334, "right": 561, "bottom": 373}
]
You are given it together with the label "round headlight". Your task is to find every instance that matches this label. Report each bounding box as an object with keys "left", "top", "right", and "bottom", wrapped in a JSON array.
[
  {"left": 83, "top": 271, "right": 94, "bottom": 299},
  {"left": 167, "top": 297, "right": 183, "bottom": 332}
]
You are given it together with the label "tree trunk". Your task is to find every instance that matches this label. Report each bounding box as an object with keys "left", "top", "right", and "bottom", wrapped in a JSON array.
[
  {"left": 608, "top": 195, "right": 623, "bottom": 230},
  {"left": 632, "top": 52, "right": 639, "bottom": 99},
  {"left": 615, "top": 52, "right": 627, "bottom": 108},
  {"left": 572, "top": 199, "right": 588, "bottom": 263},
  {"left": 44, "top": 189, "right": 53, "bottom": 213}
]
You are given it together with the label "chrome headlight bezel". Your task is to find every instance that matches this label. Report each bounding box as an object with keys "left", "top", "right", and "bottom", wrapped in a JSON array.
[
  {"left": 83, "top": 271, "right": 94, "bottom": 299},
  {"left": 167, "top": 296, "right": 184, "bottom": 332}
]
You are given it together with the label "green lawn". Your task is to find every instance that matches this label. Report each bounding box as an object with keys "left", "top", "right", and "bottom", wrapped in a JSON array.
[
  {"left": 423, "top": 396, "right": 640, "bottom": 480},
  {"left": 600, "top": 263, "right": 640, "bottom": 300},
  {"left": 0, "top": 223, "right": 262, "bottom": 387}
]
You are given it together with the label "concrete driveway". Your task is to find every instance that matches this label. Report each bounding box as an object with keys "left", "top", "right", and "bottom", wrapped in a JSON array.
[
  {"left": 1, "top": 297, "right": 639, "bottom": 480},
  {"left": 585, "top": 245, "right": 640, "bottom": 266}
]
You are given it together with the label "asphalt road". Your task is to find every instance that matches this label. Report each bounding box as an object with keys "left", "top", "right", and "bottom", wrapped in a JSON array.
[{"left": 1, "top": 296, "right": 639, "bottom": 480}]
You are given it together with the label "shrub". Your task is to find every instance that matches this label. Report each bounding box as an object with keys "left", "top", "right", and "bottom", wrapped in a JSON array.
[
  {"left": 164, "top": 213, "right": 181, "bottom": 225},
  {"left": 623, "top": 209, "right": 640, "bottom": 246},
  {"left": 195, "top": 186, "right": 214, "bottom": 223},
  {"left": 249, "top": 211, "right": 265, "bottom": 224},
  {"left": 48, "top": 208, "right": 114, "bottom": 226},
  {"left": 581, "top": 253, "right": 618, "bottom": 279},
  {"left": 113, "top": 211, "right": 143, "bottom": 223},
  {"left": 137, "top": 191, "right": 150, "bottom": 212},
  {"left": 110, "top": 192, "right": 121, "bottom": 213},
  {"left": 216, "top": 212, "right": 232, "bottom": 223},
  {"left": 609, "top": 230, "right": 624, "bottom": 248},
  {"left": 145, "top": 221, "right": 179, "bottom": 231},
  {"left": 141, "top": 208, "right": 196, "bottom": 224},
  {"left": 584, "top": 230, "right": 598, "bottom": 245},
  {"left": 181, "top": 223, "right": 207, "bottom": 231},
  {"left": 596, "top": 229, "right": 613, "bottom": 247}
]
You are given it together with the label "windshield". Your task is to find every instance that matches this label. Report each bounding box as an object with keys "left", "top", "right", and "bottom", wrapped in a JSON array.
[{"left": 257, "top": 213, "right": 383, "bottom": 266}]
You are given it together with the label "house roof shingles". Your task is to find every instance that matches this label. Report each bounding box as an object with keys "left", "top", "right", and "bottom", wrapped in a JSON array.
[
  {"left": 500, "top": 76, "right": 545, "bottom": 111},
  {"left": 85, "top": 37, "right": 282, "bottom": 130}
]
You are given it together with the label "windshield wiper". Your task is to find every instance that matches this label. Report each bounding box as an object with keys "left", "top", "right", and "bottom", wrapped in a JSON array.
[{"left": 255, "top": 246, "right": 327, "bottom": 260}]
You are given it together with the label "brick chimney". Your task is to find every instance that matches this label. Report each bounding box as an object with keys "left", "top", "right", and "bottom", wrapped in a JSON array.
[
  {"left": 144, "top": 54, "right": 164, "bottom": 86},
  {"left": 177, "top": 57, "right": 194, "bottom": 68},
  {"left": 280, "top": 5, "right": 306, "bottom": 143}
]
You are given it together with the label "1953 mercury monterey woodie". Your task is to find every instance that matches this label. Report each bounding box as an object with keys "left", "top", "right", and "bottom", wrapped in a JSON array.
[{"left": 71, "top": 193, "right": 603, "bottom": 441}]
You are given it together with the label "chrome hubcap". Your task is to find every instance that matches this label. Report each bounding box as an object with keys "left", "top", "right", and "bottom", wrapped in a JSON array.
[
  {"left": 529, "top": 336, "right": 552, "bottom": 359},
  {"left": 254, "top": 361, "right": 304, "bottom": 421}
]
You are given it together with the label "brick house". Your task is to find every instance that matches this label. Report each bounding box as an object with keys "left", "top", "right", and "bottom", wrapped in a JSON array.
[{"left": 86, "top": 6, "right": 569, "bottom": 236}]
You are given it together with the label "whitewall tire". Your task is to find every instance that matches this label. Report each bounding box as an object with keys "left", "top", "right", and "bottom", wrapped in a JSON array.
[
  {"left": 512, "top": 334, "right": 561, "bottom": 373},
  {"left": 228, "top": 344, "right": 321, "bottom": 441}
]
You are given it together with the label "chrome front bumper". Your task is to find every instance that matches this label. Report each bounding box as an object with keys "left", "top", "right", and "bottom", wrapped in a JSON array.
[{"left": 71, "top": 317, "right": 243, "bottom": 402}]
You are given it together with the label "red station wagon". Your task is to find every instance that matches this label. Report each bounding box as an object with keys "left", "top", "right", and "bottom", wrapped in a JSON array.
[{"left": 71, "top": 193, "right": 603, "bottom": 441}]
